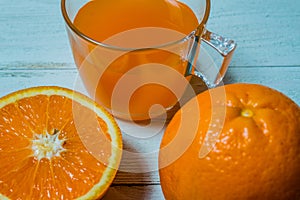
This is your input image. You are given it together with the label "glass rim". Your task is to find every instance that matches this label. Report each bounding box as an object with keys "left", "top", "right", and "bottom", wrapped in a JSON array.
[{"left": 61, "top": 0, "right": 211, "bottom": 51}]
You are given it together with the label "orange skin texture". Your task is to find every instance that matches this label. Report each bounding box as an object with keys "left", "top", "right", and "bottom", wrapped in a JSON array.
[{"left": 159, "top": 83, "right": 300, "bottom": 200}]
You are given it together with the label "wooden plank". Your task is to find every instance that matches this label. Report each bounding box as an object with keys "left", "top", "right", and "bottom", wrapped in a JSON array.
[
  {"left": 103, "top": 185, "right": 164, "bottom": 200},
  {"left": 224, "top": 66, "right": 300, "bottom": 104},
  {"left": 0, "top": 0, "right": 299, "bottom": 67},
  {"left": 2, "top": 66, "right": 298, "bottom": 104},
  {"left": 0, "top": 0, "right": 74, "bottom": 64},
  {"left": 207, "top": 0, "right": 300, "bottom": 67},
  {"left": 114, "top": 171, "right": 160, "bottom": 185},
  {"left": 0, "top": 69, "right": 81, "bottom": 96}
]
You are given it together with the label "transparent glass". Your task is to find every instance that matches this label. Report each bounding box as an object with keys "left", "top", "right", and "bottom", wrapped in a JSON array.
[{"left": 61, "top": 0, "right": 236, "bottom": 121}]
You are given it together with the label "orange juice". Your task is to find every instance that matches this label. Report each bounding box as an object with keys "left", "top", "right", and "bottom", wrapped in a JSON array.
[{"left": 72, "top": 0, "right": 199, "bottom": 120}]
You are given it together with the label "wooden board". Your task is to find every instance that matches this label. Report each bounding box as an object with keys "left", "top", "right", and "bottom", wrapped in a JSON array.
[{"left": 0, "top": 0, "right": 299, "bottom": 199}]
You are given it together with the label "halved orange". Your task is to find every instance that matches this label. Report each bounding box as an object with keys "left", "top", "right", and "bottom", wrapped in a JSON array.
[{"left": 0, "top": 86, "right": 122, "bottom": 199}]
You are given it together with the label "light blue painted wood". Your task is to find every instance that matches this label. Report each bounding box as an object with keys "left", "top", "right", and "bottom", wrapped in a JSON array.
[
  {"left": 207, "top": 0, "right": 300, "bottom": 66},
  {"left": 0, "top": 0, "right": 73, "bottom": 65},
  {"left": 1, "top": 66, "right": 299, "bottom": 103},
  {"left": 0, "top": 0, "right": 299, "bottom": 199},
  {"left": 0, "top": 0, "right": 299, "bottom": 66}
]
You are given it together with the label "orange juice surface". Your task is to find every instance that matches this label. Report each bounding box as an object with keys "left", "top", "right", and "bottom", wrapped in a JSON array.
[{"left": 72, "top": 0, "right": 199, "bottom": 120}]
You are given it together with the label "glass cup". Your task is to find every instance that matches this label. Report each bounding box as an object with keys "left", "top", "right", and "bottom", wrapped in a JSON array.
[{"left": 61, "top": 0, "right": 236, "bottom": 121}]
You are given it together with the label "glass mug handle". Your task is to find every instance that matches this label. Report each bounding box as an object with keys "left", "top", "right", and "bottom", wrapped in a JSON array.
[{"left": 187, "top": 28, "right": 237, "bottom": 88}]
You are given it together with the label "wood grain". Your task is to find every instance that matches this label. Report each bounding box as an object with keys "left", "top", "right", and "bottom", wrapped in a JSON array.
[
  {"left": 0, "top": 0, "right": 299, "bottom": 66},
  {"left": 104, "top": 185, "right": 164, "bottom": 200},
  {"left": 1, "top": 66, "right": 298, "bottom": 104},
  {"left": 208, "top": 0, "right": 300, "bottom": 66},
  {"left": 0, "top": 0, "right": 299, "bottom": 199}
]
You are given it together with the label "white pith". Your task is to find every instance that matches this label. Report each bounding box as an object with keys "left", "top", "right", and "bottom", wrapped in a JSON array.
[{"left": 31, "top": 130, "right": 66, "bottom": 160}]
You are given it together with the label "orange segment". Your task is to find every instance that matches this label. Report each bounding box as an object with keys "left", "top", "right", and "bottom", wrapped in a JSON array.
[
  {"left": 0, "top": 157, "right": 39, "bottom": 199},
  {"left": 0, "top": 103, "right": 33, "bottom": 140},
  {"left": 47, "top": 95, "right": 73, "bottom": 135},
  {"left": 0, "top": 86, "right": 122, "bottom": 199},
  {"left": 17, "top": 95, "right": 49, "bottom": 135}
]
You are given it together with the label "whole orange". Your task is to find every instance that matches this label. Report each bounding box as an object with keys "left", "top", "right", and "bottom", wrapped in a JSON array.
[{"left": 159, "top": 83, "right": 300, "bottom": 199}]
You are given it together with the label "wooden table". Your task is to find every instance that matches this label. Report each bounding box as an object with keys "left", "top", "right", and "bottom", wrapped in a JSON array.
[{"left": 0, "top": 0, "right": 299, "bottom": 199}]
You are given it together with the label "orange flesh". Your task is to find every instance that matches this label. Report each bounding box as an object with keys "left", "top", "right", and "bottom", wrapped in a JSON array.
[
  {"left": 0, "top": 94, "right": 112, "bottom": 199},
  {"left": 72, "top": 0, "right": 199, "bottom": 120}
]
